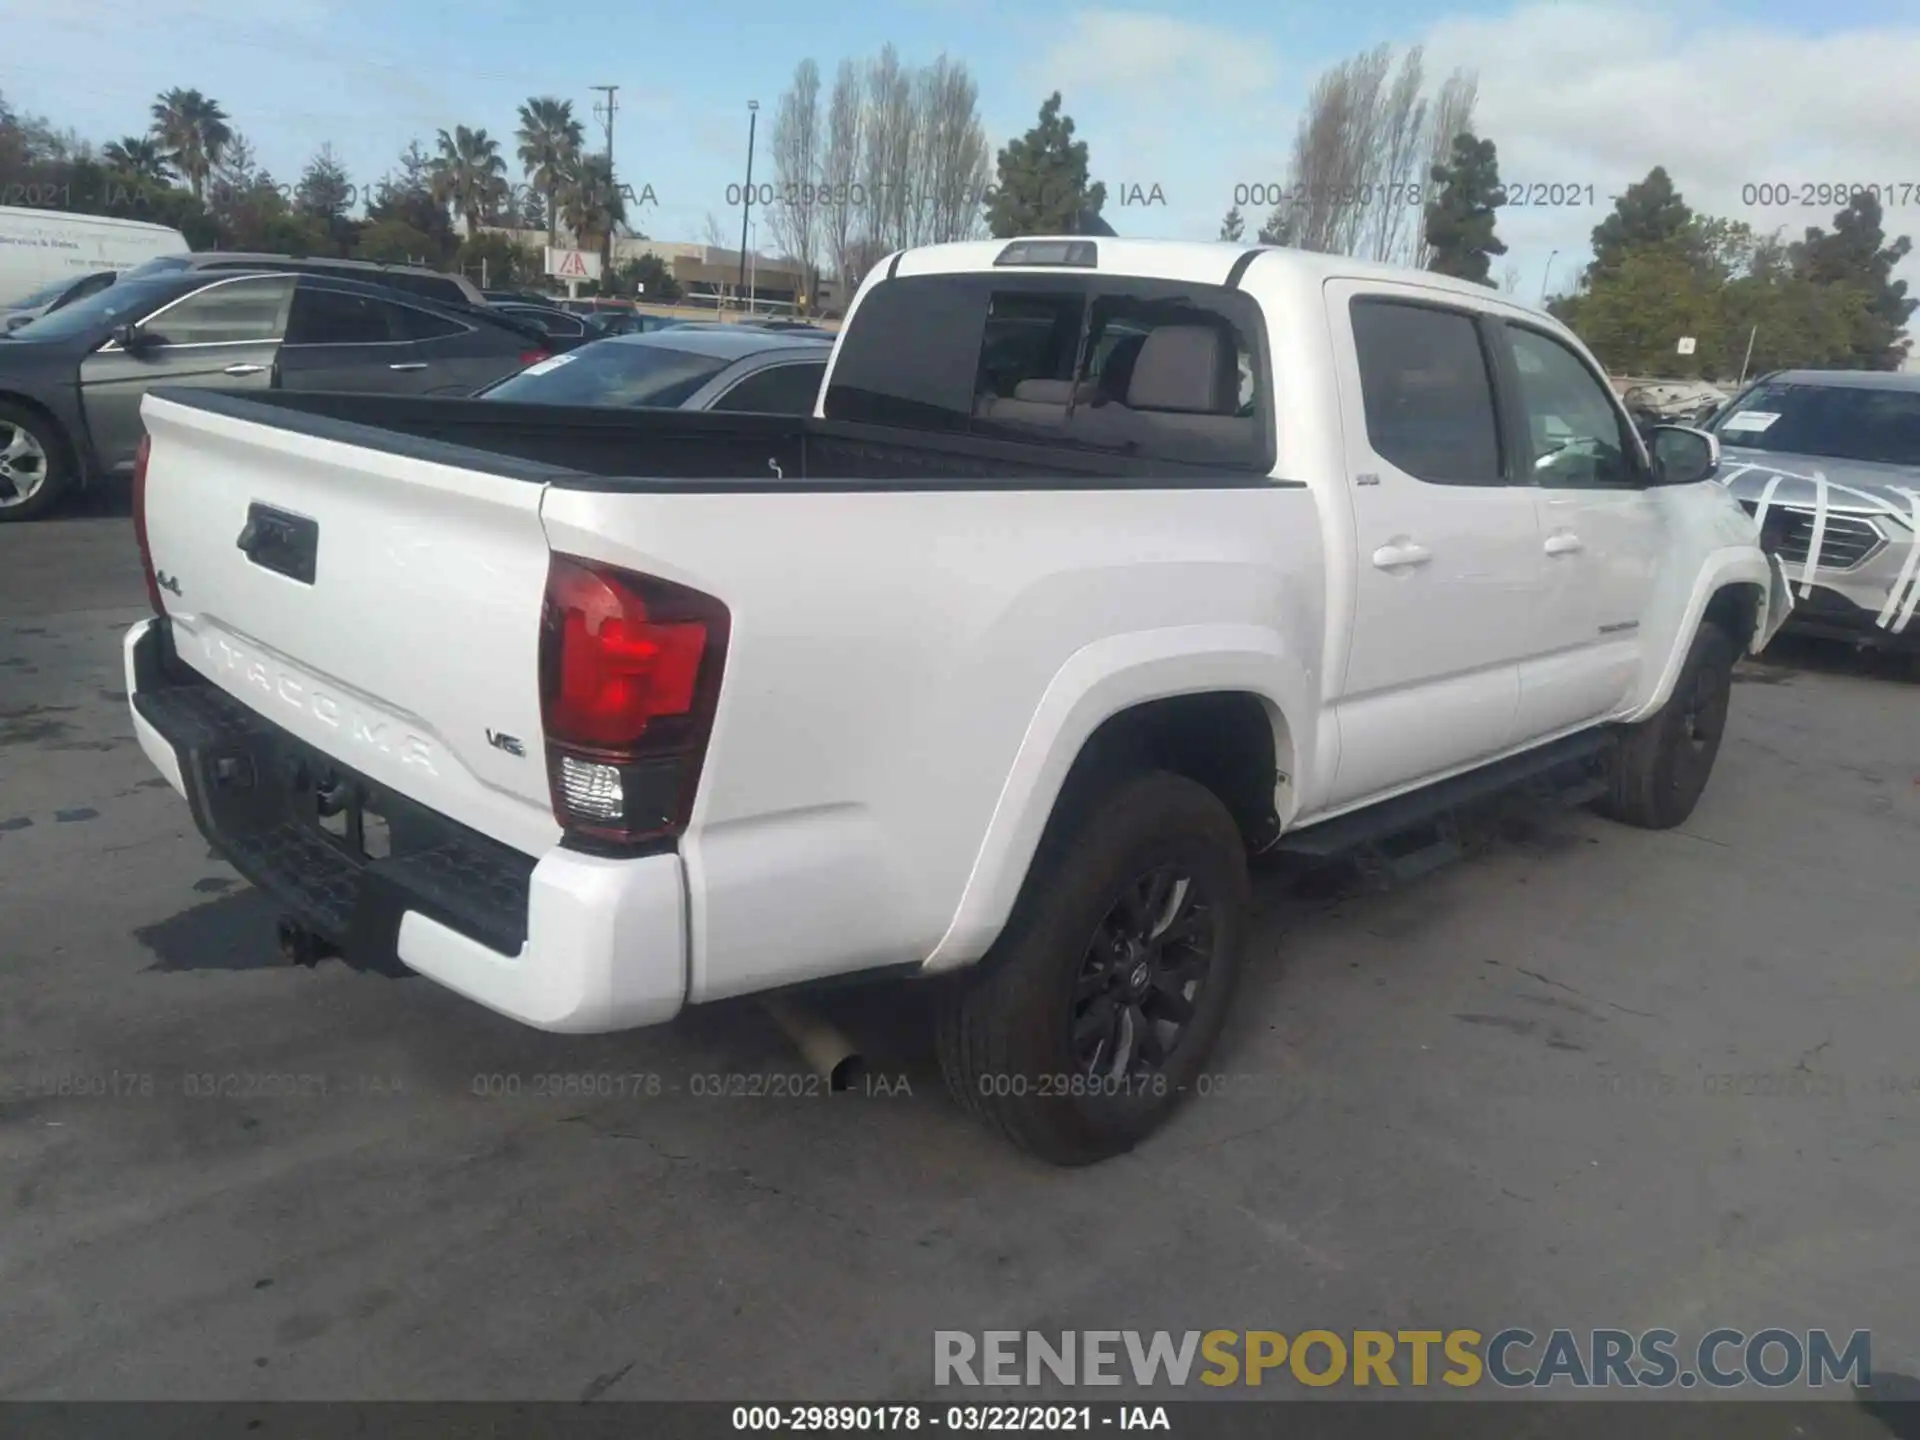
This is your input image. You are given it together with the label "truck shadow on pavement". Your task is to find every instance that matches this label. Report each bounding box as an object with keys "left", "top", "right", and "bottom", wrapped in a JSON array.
[
  {"left": 135, "top": 888, "right": 328, "bottom": 972},
  {"left": 1750, "top": 632, "right": 1918, "bottom": 685}
]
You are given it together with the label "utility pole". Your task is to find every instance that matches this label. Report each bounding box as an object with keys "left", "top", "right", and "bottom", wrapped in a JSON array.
[
  {"left": 591, "top": 84, "right": 619, "bottom": 282},
  {"left": 590, "top": 85, "right": 618, "bottom": 170},
  {"left": 738, "top": 99, "right": 759, "bottom": 312}
]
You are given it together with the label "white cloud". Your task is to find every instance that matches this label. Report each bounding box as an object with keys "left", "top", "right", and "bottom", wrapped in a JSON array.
[
  {"left": 1425, "top": 2, "right": 1920, "bottom": 215},
  {"left": 1034, "top": 10, "right": 1284, "bottom": 101},
  {"left": 1022, "top": 0, "right": 1920, "bottom": 304}
]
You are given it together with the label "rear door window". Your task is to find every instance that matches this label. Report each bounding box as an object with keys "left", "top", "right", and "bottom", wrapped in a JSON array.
[
  {"left": 1349, "top": 298, "right": 1504, "bottom": 485},
  {"left": 286, "top": 285, "right": 398, "bottom": 345},
  {"left": 392, "top": 304, "right": 470, "bottom": 342}
]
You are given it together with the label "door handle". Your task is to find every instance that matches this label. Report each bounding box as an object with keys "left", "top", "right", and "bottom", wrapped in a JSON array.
[
  {"left": 1544, "top": 532, "right": 1585, "bottom": 556},
  {"left": 223, "top": 363, "right": 267, "bottom": 376},
  {"left": 1371, "top": 541, "right": 1432, "bottom": 570},
  {"left": 388, "top": 362, "right": 428, "bottom": 372}
]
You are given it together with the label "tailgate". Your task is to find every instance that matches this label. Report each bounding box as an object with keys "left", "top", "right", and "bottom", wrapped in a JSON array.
[{"left": 139, "top": 392, "right": 562, "bottom": 858}]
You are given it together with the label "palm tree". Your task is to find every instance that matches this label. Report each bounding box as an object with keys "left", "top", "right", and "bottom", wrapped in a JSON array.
[
  {"left": 430, "top": 125, "right": 509, "bottom": 236},
  {"left": 103, "top": 136, "right": 172, "bottom": 184},
  {"left": 560, "top": 154, "right": 627, "bottom": 278},
  {"left": 148, "top": 89, "right": 232, "bottom": 200},
  {"left": 515, "top": 97, "right": 584, "bottom": 252}
]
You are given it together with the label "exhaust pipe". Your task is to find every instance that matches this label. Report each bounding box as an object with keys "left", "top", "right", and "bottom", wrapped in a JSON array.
[{"left": 762, "top": 995, "right": 866, "bottom": 1092}]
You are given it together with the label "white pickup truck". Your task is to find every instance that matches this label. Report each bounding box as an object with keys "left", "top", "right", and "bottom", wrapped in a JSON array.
[{"left": 125, "top": 237, "right": 1789, "bottom": 1164}]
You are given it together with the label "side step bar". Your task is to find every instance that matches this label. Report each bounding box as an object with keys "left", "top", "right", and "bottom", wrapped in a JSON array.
[{"left": 1275, "top": 728, "right": 1620, "bottom": 868}]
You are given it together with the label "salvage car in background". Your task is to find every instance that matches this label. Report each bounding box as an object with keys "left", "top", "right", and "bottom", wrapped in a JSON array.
[
  {"left": 1708, "top": 370, "right": 1920, "bottom": 650},
  {"left": 0, "top": 269, "right": 550, "bottom": 521}
]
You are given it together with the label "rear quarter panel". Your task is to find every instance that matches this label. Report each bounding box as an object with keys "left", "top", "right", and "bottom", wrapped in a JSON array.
[{"left": 539, "top": 483, "right": 1324, "bottom": 1001}]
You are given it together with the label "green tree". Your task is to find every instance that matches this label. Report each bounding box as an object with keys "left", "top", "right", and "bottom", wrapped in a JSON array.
[
  {"left": 983, "top": 92, "right": 1105, "bottom": 238},
  {"left": 1423, "top": 131, "right": 1507, "bottom": 285},
  {"left": 0, "top": 91, "right": 24, "bottom": 174},
  {"left": 102, "top": 136, "right": 171, "bottom": 184},
  {"left": 1219, "top": 205, "right": 1245, "bottom": 242},
  {"left": 515, "top": 97, "right": 583, "bottom": 253},
  {"left": 1788, "top": 190, "right": 1916, "bottom": 369},
  {"left": 618, "top": 253, "right": 680, "bottom": 301},
  {"left": 1586, "top": 166, "right": 1693, "bottom": 279},
  {"left": 430, "top": 124, "right": 509, "bottom": 236},
  {"left": 1560, "top": 243, "right": 1723, "bottom": 376},
  {"left": 355, "top": 218, "right": 438, "bottom": 265},
  {"left": 367, "top": 140, "right": 456, "bottom": 262},
  {"left": 1718, "top": 273, "right": 1866, "bottom": 378},
  {"left": 1256, "top": 209, "right": 1296, "bottom": 246},
  {"left": 294, "top": 142, "right": 354, "bottom": 225},
  {"left": 454, "top": 230, "right": 532, "bottom": 288},
  {"left": 559, "top": 153, "right": 626, "bottom": 277},
  {"left": 148, "top": 88, "right": 232, "bottom": 201}
]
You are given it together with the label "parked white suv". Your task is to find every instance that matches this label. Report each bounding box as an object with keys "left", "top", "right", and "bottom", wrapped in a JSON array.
[{"left": 124, "top": 237, "right": 1788, "bottom": 1163}]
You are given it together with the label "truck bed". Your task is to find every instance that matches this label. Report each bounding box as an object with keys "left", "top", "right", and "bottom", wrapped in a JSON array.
[{"left": 153, "top": 388, "right": 1279, "bottom": 492}]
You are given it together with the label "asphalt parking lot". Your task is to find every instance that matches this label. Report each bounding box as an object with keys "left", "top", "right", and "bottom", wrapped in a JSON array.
[{"left": 2, "top": 505, "right": 1917, "bottom": 1412}]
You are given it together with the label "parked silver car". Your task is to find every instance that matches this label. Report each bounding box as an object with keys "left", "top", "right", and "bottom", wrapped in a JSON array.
[
  {"left": 1709, "top": 370, "right": 1920, "bottom": 650},
  {"left": 477, "top": 326, "right": 831, "bottom": 413}
]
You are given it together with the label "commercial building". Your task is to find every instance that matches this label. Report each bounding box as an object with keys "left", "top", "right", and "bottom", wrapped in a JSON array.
[{"left": 466, "top": 224, "right": 835, "bottom": 312}]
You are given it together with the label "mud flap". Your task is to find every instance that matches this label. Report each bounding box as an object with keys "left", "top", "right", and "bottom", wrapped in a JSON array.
[{"left": 1754, "top": 551, "right": 1796, "bottom": 654}]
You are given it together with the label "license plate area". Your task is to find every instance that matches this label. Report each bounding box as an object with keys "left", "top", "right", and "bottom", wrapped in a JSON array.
[
  {"left": 310, "top": 776, "right": 392, "bottom": 860},
  {"left": 281, "top": 748, "right": 411, "bottom": 863}
]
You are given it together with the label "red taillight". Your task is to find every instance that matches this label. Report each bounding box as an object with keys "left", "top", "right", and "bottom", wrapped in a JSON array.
[
  {"left": 539, "top": 554, "right": 730, "bottom": 846},
  {"left": 520, "top": 349, "right": 551, "bottom": 366},
  {"left": 132, "top": 432, "right": 164, "bottom": 616}
]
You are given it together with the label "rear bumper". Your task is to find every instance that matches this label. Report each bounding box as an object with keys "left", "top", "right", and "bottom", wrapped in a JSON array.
[{"left": 125, "top": 618, "right": 688, "bottom": 1032}]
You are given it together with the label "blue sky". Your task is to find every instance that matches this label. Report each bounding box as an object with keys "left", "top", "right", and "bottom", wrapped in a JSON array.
[{"left": 5, "top": 0, "right": 1920, "bottom": 300}]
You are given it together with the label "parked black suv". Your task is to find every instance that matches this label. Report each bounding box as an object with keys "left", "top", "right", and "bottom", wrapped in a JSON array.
[{"left": 122, "top": 253, "right": 488, "bottom": 310}]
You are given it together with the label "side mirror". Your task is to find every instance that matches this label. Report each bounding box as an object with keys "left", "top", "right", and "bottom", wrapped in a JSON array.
[
  {"left": 112, "top": 322, "right": 157, "bottom": 355},
  {"left": 1650, "top": 424, "right": 1719, "bottom": 486}
]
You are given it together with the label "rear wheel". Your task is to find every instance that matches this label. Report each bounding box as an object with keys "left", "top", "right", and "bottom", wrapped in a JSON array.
[
  {"left": 1594, "top": 622, "right": 1736, "bottom": 830},
  {"left": 0, "top": 402, "right": 71, "bottom": 524},
  {"left": 935, "top": 771, "right": 1250, "bottom": 1166}
]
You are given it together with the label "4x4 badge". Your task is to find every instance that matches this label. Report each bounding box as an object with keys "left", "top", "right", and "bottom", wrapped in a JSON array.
[{"left": 156, "top": 571, "right": 183, "bottom": 597}]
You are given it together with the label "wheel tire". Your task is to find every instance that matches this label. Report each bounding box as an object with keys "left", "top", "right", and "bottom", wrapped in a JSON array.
[
  {"left": 0, "top": 401, "right": 73, "bottom": 524},
  {"left": 1594, "top": 622, "right": 1736, "bottom": 830},
  {"left": 935, "top": 770, "right": 1250, "bottom": 1166}
]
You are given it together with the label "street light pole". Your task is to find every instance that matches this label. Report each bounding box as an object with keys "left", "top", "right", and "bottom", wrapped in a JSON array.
[
  {"left": 738, "top": 100, "right": 759, "bottom": 312},
  {"left": 1540, "top": 249, "right": 1560, "bottom": 305},
  {"left": 591, "top": 85, "right": 619, "bottom": 284}
]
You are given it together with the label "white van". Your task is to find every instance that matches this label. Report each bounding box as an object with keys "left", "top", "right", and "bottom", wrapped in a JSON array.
[{"left": 0, "top": 207, "right": 189, "bottom": 330}]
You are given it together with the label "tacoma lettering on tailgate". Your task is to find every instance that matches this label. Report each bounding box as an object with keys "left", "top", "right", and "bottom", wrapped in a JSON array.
[{"left": 201, "top": 634, "right": 439, "bottom": 774}]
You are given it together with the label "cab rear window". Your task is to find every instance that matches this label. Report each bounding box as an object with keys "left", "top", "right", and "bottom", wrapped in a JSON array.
[{"left": 825, "top": 273, "right": 1273, "bottom": 471}]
